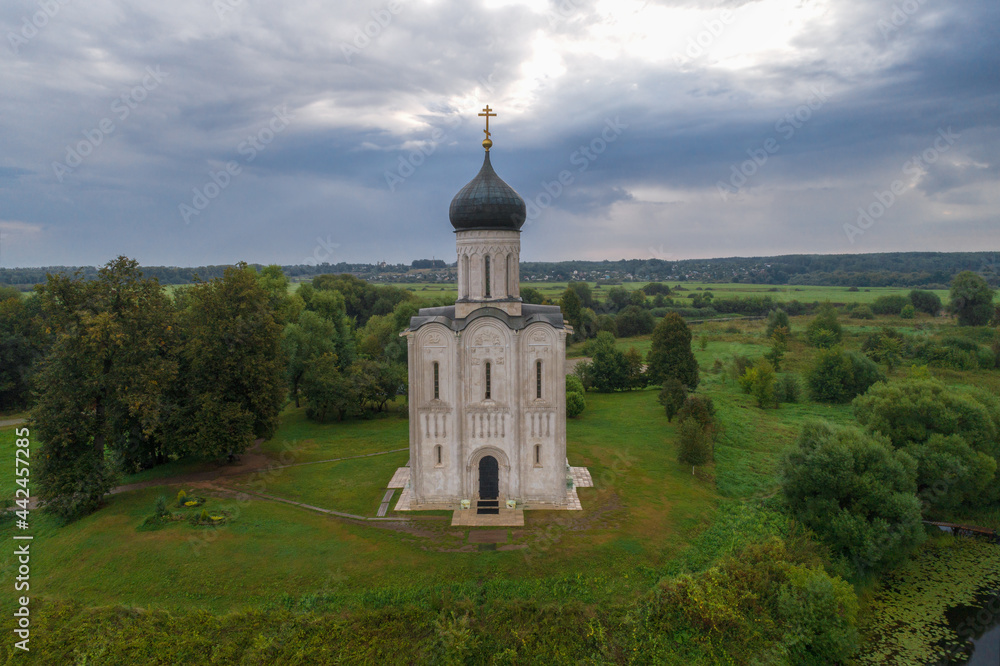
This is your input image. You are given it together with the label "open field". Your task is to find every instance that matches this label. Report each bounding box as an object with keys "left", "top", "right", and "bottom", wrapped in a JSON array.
[{"left": 391, "top": 281, "right": 952, "bottom": 307}]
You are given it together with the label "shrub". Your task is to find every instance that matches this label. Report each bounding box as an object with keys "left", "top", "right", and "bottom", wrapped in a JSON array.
[
  {"left": 852, "top": 305, "right": 874, "bottom": 320},
  {"left": 806, "top": 304, "right": 842, "bottom": 348},
  {"left": 155, "top": 495, "right": 168, "bottom": 518},
  {"left": 739, "top": 358, "right": 778, "bottom": 409},
  {"left": 727, "top": 354, "right": 753, "bottom": 383},
  {"left": 566, "top": 392, "right": 586, "bottom": 418},
  {"left": 566, "top": 374, "right": 585, "bottom": 396},
  {"left": 765, "top": 309, "right": 791, "bottom": 338},
  {"left": 806, "top": 348, "right": 884, "bottom": 403},
  {"left": 176, "top": 490, "right": 187, "bottom": 507},
  {"left": 779, "top": 420, "right": 924, "bottom": 576},
  {"left": 899, "top": 304, "right": 915, "bottom": 319},
  {"left": 658, "top": 378, "right": 687, "bottom": 421},
  {"left": 777, "top": 374, "right": 801, "bottom": 403},
  {"left": 565, "top": 374, "right": 587, "bottom": 418},
  {"left": 909, "top": 289, "right": 942, "bottom": 315},
  {"left": 872, "top": 294, "right": 910, "bottom": 315}
]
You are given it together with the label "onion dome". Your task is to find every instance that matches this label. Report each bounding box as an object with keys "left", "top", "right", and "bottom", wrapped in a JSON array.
[{"left": 449, "top": 151, "right": 526, "bottom": 232}]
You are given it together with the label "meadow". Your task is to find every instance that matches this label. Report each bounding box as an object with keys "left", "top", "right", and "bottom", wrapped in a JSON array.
[
  {"left": 393, "top": 281, "right": 951, "bottom": 307},
  {"left": 1, "top": 305, "right": 997, "bottom": 663}
]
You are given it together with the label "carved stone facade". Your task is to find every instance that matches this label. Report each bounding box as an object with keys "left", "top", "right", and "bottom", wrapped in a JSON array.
[{"left": 404, "top": 242, "right": 569, "bottom": 508}]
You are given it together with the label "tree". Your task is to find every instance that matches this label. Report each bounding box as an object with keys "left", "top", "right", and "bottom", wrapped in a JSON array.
[
  {"left": 739, "top": 358, "right": 778, "bottom": 408},
  {"left": 764, "top": 330, "right": 788, "bottom": 370},
  {"left": 908, "top": 289, "right": 942, "bottom": 315},
  {"left": 765, "top": 308, "right": 791, "bottom": 338},
  {"left": 623, "top": 345, "right": 646, "bottom": 389},
  {"left": 658, "top": 378, "right": 687, "bottom": 421},
  {"left": 806, "top": 303, "right": 842, "bottom": 348},
  {"left": 172, "top": 264, "right": 285, "bottom": 460},
  {"left": 302, "top": 352, "right": 357, "bottom": 422},
  {"left": 949, "top": 271, "right": 995, "bottom": 326},
  {"left": 899, "top": 304, "right": 915, "bottom": 319},
  {"left": 853, "top": 378, "right": 1000, "bottom": 507},
  {"left": 520, "top": 286, "right": 544, "bottom": 304},
  {"left": 560, "top": 288, "right": 583, "bottom": 341},
  {"left": 604, "top": 287, "right": 631, "bottom": 313},
  {"left": 646, "top": 312, "right": 699, "bottom": 389},
  {"left": 806, "top": 348, "right": 883, "bottom": 403},
  {"left": 677, "top": 418, "right": 712, "bottom": 471},
  {"left": 34, "top": 257, "right": 178, "bottom": 519},
  {"left": 779, "top": 421, "right": 924, "bottom": 576},
  {"left": 283, "top": 311, "right": 339, "bottom": 407},
  {"left": 0, "top": 287, "right": 43, "bottom": 412},
  {"left": 615, "top": 305, "right": 655, "bottom": 337},
  {"left": 588, "top": 331, "right": 630, "bottom": 392},
  {"left": 566, "top": 281, "right": 595, "bottom": 309}
]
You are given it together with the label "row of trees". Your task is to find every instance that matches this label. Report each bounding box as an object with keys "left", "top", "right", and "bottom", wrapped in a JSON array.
[
  {"left": 34, "top": 259, "right": 287, "bottom": 520},
  {"left": 781, "top": 377, "right": 1000, "bottom": 576},
  {"left": 23, "top": 259, "right": 420, "bottom": 521}
]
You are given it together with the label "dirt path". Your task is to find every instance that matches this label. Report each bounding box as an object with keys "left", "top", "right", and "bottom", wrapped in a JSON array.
[{"left": 0, "top": 418, "right": 27, "bottom": 428}]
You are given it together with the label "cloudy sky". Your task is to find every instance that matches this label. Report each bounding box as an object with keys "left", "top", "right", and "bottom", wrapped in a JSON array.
[{"left": 1, "top": 0, "right": 997, "bottom": 268}]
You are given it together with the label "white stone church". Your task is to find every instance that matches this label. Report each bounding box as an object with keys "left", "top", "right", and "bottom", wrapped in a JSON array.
[{"left": 395, "top": 112, "right": 588, "bottom": 521}]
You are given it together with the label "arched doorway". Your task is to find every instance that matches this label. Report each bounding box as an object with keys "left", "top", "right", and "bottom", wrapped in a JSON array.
[{"left": 478, "top": 455, "right": 499, "bottom": 500}]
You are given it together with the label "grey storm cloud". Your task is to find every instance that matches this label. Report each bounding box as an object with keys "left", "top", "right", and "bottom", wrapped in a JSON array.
[{"left": 0, "top": 0, "right": 996, "bottom": 267}]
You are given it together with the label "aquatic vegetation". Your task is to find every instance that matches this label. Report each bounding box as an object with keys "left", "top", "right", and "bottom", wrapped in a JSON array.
[{"left": 860, "top": 536, "right": 1000, "bottom": 665}]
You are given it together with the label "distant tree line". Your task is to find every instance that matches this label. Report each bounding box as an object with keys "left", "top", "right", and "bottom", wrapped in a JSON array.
[{"left": 3, "top": 251, "right": 998, "bottom": 291}]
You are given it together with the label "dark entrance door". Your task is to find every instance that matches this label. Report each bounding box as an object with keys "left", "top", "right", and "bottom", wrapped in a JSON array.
[{"left": 478, "top": 456, "right": 499, "bottom": 500}]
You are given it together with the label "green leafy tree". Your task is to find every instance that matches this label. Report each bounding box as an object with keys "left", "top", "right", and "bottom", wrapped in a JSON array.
[
  {"left": 908, "top": 289, "right": 942, "bottom": 315},
  {"left": 765, "top": 308, "right": 791, "bottom": 339},
  {"left": 949, "top": 271, "right": 995, "bottom": 326},
  {"left": 806, "top": 303, "right": 842, "bottom": 348},
  {"left": 34, "top": 257, "right": 177, "bottom": 519},
  {"left": 899, "top": 303, "right": 915, "bottom": 319},
  {"left": 623, "top": 345, "right": 646, "bottom": 389},
  {"left": 566, "top": 281, "right": 595, "bottom": 309},
  {"left": 658, "top": 378, "right": 687, "bottom": 421},
  {"left": 302, "top": 352, "right": 357, "bottom": 422},
  {"left": 588, "top": 331, "right": 629, "bottom": 392},
  {"left": 806, "top": 348, "right": 884, "bottom": 403},
  {"left": 860, "top": 327, "right": 904, "bottom": 370},
  {"left": 780, "top": 421, "right": 924, "bottom": 576},
  {"left": 853, "top": 379, "right": 1000, "bottom": 507},
  {"left": 283, "top": 311, "right": 339, "bottom": 407},
  {"left": 173, "top": 264, "right": 285, "bottom": 460},
  {"left": 560, "top": 288, "right": 583, "bottom": 341},
  {"left": 739, "top": 358, "right": 778, "bottom": 408},
  {"left": 764, "top": 330, "right": 788, "bottom": 370},
  {"left": 615, "top": 305, "right": 655, "bottom": 337},
  {"left": 646, "top": 312, "right": 699, "bottom": 389},
  {"left": 520, "top": 286, "right": 545, "bottom": 304},
  {"left": 677, "top": 418, "right": 712, "bottom": 471},
  {"left": 0, "top": 287, "right": 43, "bottom": 412}
]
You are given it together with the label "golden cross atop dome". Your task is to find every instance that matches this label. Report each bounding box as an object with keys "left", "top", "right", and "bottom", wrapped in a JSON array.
[{"left": 478, "top": 105, "right": 496, "bottom": 151}]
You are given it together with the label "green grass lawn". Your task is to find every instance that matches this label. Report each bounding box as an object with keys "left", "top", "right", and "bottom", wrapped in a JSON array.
[{"left": 392, "top": 281, "right": 950, "bottom": 307}]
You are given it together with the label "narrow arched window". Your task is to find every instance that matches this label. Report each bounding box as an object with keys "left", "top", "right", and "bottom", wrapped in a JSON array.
[
  {"left": 484, "top": 255, "right": 492, "bottom": 298},
  {"left": 433, "top": 362, "right": 440, "bottom": 400},
  {"left": 485, "top": 362, "right": 492, "bottom": 400},
  {"left": 536, "top": 360, "right": 543, "bottom": 399},
  {"left": 535, "top": 444, "right": 541, "bottom": 465},
  {"left": 436, "top": 445, "right": 442, "bottom": 465}
]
